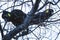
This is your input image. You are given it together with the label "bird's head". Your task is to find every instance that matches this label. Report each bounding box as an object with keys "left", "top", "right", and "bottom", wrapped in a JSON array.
[
  {"left": 45, "top": 9, "right": 53, "bottom": 13},
  {"left": 45, "top": 9, "right": 54, "bottom": 16},
  {"left": 2, "top": 10, "right": 11, "bottom": 22}
]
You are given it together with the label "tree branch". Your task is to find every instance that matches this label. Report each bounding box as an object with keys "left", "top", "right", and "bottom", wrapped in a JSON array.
[{"left": 37, "top": 0, "right": 60, "bottom": 12}]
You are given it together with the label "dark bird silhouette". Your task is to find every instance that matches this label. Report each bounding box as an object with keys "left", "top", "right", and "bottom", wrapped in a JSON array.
[
  {"left": 2, "top": 9, "right": 27, "bottom": 36},
  {"left": 30, "top": 9, "right": 54, "bottom": 24},
  {"left": 2, "top": 9, "right": 26, "bottom": 26}
]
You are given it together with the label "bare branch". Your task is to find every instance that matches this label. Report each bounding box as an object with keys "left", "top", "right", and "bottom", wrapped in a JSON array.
[
  {"left": 37, "top": 0, "right": 60, "bottom": 12},
  {"left": 0, "top": 1, "right": 31, "bottom": 13}
]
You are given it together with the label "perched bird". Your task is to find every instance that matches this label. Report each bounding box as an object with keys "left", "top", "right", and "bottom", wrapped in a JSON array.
[
  {"left": 2, "top": 9, "right": 28, "bottom": 36},
  {"left": 2, "top": 9, "right": 26, "bottom": 26},
  {"left": 30, "top": 9, "right": 54, "bottom": 24}
]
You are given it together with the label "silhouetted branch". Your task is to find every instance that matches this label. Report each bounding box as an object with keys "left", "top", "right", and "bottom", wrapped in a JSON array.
[
  {"left": 0, "top": 21, "right": 4, "bottom": 39},
  {"left": 37, "top": 0, "right": 60, "bottom": 12},
  {"left": 0, "top": 3, "right": 7, "bottom": 7},
  {"left": 55, "top": 32, "right": 60, "bottom": 40},
  {"left": 0, "top": 1, "right": 31, "bottom": 13},
  {"left": 53, "top": 0, "right": 60, "bottom": 5}
]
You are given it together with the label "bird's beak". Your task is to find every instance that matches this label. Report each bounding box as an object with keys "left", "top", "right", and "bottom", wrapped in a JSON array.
[
  {"left": 8, "top": 13, "right": 11, "bottom": 17},
  {"left": 45, "top": 9, "right": 49, "bottom": 13}
]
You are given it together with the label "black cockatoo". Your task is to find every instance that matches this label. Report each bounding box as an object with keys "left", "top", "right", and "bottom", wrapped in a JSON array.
[
  {"left": 2, "top": 9, "right": 28, "bottom": 36},
  {"left": 30, "top": 9, "right": 54, "bottom": 24},
  {"left": 2, "top": 9, "right": 26, "bottom": 26}
]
